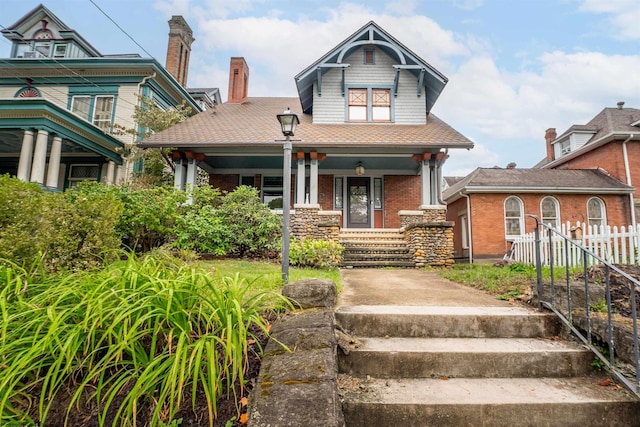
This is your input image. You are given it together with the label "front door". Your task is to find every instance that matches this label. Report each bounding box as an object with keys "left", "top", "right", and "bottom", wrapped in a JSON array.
[{"left": 347, "top": 177, "right": 370, "bottom": 228}]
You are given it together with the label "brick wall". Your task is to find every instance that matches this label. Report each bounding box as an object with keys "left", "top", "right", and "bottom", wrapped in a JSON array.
[
  {"left": 467, "top": 192, "right": 632, "bottom": 258},
  {"left": 445, "top": 197, "right": 468, "bottom": 258},
  {"left": 209, "top": 174, "right": 239, "bottom": 192},
  {"left": 384, "top": 175, "right": 421, "bottom": 228},
  {"left": 318, "top": 174, "right": 334, "bottom": 210}
]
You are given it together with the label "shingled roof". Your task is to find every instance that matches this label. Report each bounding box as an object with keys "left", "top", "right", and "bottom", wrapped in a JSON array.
[
  {"left": 443, "top": 167, "right": 633, "bottom": 203},
  {"left": 140, "top": 97, "right": 473, "bottom": 149}
]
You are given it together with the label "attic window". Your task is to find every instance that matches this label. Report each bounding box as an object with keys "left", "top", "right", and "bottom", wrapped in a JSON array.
[{"left": 364, "top": 48, "right": 375, "bottom": 64}]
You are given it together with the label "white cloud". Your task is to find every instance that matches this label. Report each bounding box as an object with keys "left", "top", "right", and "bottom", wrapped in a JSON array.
[
  {"left": 579, "top": 0, "right": 640, "bottom": 40},
  {"left": 443, "top": 142, "right": 500, "bottom": 177},
  {"left": 453, "top": 0, "right": 484, "bottom": 12}
]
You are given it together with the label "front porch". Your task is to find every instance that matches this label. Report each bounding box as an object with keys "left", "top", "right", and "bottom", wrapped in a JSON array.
[{"left": 283, "top": 204, "right": 455, "bottom": 268}]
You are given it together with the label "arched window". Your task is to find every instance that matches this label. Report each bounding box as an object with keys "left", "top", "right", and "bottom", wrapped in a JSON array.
[
  {"left": 504, "top": 196, "right": 524, "bottom": 239},
  {"left": 587, "top": 197, "right": 606, "bottom": 229},
  {"left": 541, "top": 196, "right": 560, "bottom": 228}
]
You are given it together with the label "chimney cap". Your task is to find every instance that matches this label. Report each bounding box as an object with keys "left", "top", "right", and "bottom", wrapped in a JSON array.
[{"left": 617, "top": 101, "right": 625, "bottom": 109}]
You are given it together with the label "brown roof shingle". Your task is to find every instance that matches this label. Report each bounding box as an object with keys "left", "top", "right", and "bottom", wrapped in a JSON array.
[{"left": 140, "top": 97, "right": 473, "bottom": 149}]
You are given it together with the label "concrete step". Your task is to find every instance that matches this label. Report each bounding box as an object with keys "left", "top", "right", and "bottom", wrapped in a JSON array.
[
  {"left": 339, "top": 376, "right": 640, "bottom": 427},
  {"left": 340, "top": 260, "right": 416, "bottom": 268},
  {"left": 335, "top": 305, "right": 562, "bottom": 338},
  {"left": 342, "top": 252, "right": 412, "bottom": 260},
  {"left": 338, "top": 337, "right": 594, "bottom": 378}
]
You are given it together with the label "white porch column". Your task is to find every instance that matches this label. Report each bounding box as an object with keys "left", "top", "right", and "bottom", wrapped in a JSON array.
[
  {"left": 17, "top": 130, "right": 35, "bottom": 181},
  {"left": 420, "top": 159, "right": 431, "bottom": 206},
  {"left": 174, "top": 158, "right": 187, "bottom": 190},
  {"left": 309, "top": 157, "right": 318, "bottom": 205},
  {"left": 185, "top": 158, "right": 198, "bottom": 191},
  {"left": 30, "top": 130, "right": 49, "bottom": 184},
  {"left": 45, "top": 135, "right": 62, "bottom": 188},
  {"left": 296, "top": 158, "right": 305, "bottom": 204},
  {"left": 105, "top": 161, "right": 116, "bottom": 185}
]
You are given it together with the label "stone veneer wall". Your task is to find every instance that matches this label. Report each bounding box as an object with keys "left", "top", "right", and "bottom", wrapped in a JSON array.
[
  {"left": 282, "top": 205, "right": 342, "bottom": 242},
  {"left": 399, "top": 207, "right": 454, "bottom": 267}
]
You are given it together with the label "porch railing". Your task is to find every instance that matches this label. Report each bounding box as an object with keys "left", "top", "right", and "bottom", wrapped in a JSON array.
[{"left": 528, "top": 215, "right": 640, "bottom": 395}]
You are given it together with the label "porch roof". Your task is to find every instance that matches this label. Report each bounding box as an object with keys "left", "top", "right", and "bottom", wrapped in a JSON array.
[{"left": 140, "top": 97, "right": 473, "bottom": 151}]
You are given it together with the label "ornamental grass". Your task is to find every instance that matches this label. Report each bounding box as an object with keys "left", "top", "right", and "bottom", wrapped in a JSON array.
[{"left": 0, "top": 253, "right": 288, "bottom": 426}]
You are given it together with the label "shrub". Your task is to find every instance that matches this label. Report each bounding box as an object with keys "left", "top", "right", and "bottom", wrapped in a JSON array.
[
  {"left": 215, "top": 186, "right": 281, "bottom": 258},
  {"left": 116, "top": 185, "right": 187, "bottom": 252},
  {"left": 174, "top": 204, "right": 231, "bottom": 255},
  {"left": 289, "top": 238, "right": 344, "bottom": 269}
]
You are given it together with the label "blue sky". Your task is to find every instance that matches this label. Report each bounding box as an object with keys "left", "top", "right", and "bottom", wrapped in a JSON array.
[{"left": 2, "top": 0, "right": 639, "bottom": 176}]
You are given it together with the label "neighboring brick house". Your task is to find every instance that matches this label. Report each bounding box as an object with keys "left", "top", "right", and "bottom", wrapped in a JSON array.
[
  {"left": 443, "top": 103, "right": 640, "bottom": 262},
  {"left": 0, "top": 5, "right": 217, "bottom": 189},
  {"left": 141, "top": 21, "right": 473, "bottom": 230},
  {"left": 539, "top": 103, "right": 640, "bottom": 223},
  {"left": 443, "top": 168, "right": 633, "bottom": 261}
]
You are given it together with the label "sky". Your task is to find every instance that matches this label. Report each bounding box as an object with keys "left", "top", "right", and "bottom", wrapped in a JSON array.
[{"left": 2, "top": 0, "right": 639, "bottom": 177}]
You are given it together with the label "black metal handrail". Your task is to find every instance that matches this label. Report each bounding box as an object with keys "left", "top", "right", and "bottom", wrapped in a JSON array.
[{"left": 528, "top": 214, "right": 640, "bottom": 395}]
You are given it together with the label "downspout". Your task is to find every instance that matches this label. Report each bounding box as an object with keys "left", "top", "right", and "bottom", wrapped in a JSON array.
[
  {"left": 622, "top": 135, "right": 636, "bottom": 228},
  {"left": 462, "top": 192, "right": 473, "bottom": 264}
]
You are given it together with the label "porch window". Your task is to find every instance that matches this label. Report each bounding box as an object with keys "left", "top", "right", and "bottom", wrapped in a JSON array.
[
  {"left": 334, "top": 177, "right": 343, "bottom": 209},
  {"left": 68, "top": 164, "right": 100, "bottom": 187},
  {"left": 240, "top": 175, "right": 255, "bottom": 187},
  {"left": 373, "top": 178, "right": 382, "bottom": 209},
  {"left": 263, "top": 176, "right": 283, "bottom": 208},
  {"left": 504, "top": 196, "right": 524, "bottom": 238},
  {"left": 587, "top": 197, "right": 606, "bottom": 229},
  {"left": 540, "top": 196, "right": 560, "bottom": 228}
]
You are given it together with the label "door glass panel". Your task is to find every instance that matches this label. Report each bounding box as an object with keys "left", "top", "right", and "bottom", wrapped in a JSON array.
[{"left": 349, "top": 184, "right": 368, "bottom": 225}]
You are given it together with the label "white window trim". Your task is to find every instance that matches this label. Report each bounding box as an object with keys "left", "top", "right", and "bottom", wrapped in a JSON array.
[
  {"left": 504, "top": 196, "right": 524, "bottom": 241},
  {"left": 587, "top": 197, "right": 607, "bottom": 229},
  {"left": 540, "top": 196, "right": 560, "bottom": 229}
]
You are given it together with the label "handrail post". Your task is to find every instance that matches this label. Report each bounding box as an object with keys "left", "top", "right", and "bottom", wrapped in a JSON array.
[{"left": 528, "top": 215, "right": 544, "bottom": 310}]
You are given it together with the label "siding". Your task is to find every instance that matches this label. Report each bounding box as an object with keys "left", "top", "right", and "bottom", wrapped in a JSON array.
[
  {"left": 312, "top": 46, "right": 426, "bottom": 125},
  {"left": 115, "top": 85, "right": 139, "bottom": 144}
]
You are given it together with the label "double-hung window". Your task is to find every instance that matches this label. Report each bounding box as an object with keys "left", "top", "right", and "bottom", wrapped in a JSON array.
[
  {"left": 504, "top": 196, "right": 524, "bottom": 239},
  {"left": 70, "top": 91, "right": 116, "bottom": 132},
  {"left": 347, "top": 88, "right": 391, "bottom": 122},
  {"left": 587, "top": 197, "right": 606, "bottom": 229}
]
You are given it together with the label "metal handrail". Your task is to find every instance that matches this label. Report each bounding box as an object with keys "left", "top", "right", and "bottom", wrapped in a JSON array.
[{"left": 527, "top": 214, "right": 640, "bottom": 395}]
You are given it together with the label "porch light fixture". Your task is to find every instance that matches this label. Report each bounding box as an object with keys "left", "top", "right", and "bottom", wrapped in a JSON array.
[
  {"left": 355, "top": 162, "right": 365, "bottom": 176},
  {"left": 276, "top": 108, "right": 300, "bottom": 283}
]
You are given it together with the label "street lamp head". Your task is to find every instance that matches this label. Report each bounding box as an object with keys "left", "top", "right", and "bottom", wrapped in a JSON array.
[{"left": 276, "top": 108, "right": 300, "bottom": 137}]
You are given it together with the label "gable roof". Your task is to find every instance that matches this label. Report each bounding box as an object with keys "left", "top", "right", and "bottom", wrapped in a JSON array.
[
  {"left": 1, "top": 3, "right": 102, "bottom": 57},
  {"left": 294, "top": 21, "right": 447, "bottom": 115},
  {"left": 540, "top": 106, "right": 640, "bottom": 168},
  {"left": 443, "top": 167, "right": 634, "bottom": 203},
  {"left": 139, "top": 97, "right": 473, "bottom": 150}
]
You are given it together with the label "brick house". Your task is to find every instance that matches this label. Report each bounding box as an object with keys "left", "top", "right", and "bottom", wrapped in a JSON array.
[
  {"left": 141, "top": 21, "right": 474, "bottom": 267},
  {"left": 443, "top": 104, "right": 639, "bottom": 262},
  {"left": 0, "top": 5, "right": 216, "bottom": 189}
]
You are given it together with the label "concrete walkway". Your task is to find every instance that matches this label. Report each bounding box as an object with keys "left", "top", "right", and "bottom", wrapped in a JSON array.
[{"left": 338, "top": 268, "right": 512, "bottom": 307}]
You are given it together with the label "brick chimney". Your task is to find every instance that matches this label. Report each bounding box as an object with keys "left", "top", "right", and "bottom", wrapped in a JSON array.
[
  {"left": 545, "top": 128, "right": 557, "bottom": 161},
  {"left": 228, "top": 57, "right": 249, "bottom": 104},
  {"left": 165, "top": 16, "right": 194, "bottom": 87}
]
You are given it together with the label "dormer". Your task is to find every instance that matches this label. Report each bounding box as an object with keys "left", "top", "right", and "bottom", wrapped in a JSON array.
[
  {"left": 1, "top": 4, "right": 102, "bottom": 59},
  {"left": 295, "top": 21, "right": 448, "bottom": 125},
  {"left": 551, "top": 126, "right": 597, "bottom": 159}
]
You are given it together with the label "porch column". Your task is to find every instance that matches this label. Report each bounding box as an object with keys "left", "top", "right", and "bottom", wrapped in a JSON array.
[
  {"left": 105, "top": 161, "right": 116, "bottom": 185},
  {"left": 185, "top": 158, "right": 198, "bottom": 191},
  {"left": 296, "top": 157, "right": 306, "bottom": 204},
  {"left": 420, "top": 159, "right": 431, "bottom": 206},
  {"left": 309, "top": 154, "right": 319, "bottom": 205},
  {"left": 30, "top": 130, "right": 49, "bottom": 184},
  {"left": 174, "top": 158, "right": 187, "bottom": 190},
  {"left": 17, "top": 130, "right": 35, "bottom": 181},
  {"left": 45, "top": 135, "right": 62, "bottom": 188}
]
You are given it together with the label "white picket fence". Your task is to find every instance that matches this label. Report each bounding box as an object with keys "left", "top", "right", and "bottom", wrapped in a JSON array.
[{"left": 511, "top": 222, "right": 640, "bottom": 267}]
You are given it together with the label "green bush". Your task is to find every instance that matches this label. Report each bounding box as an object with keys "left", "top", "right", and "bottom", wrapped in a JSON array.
[
  {"left": 116, "top": 185, "right": 187, "bottom": 252},
  {"left": 174, "top": 204, "right": 231, "bottom": 255},
  {"left": 215, "top": 186, "right": 281, "bottom": 258},
  {"left": 289, "top": 238, "right": 344, "bottom": 269}
]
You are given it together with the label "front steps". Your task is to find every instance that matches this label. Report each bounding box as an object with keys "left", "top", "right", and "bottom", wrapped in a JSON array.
[
  {"left": 335, "top": 305, "right": 640, "bottom": 426},
  {"left": 339, "top": 229, "right": 413, "bottom": 268}
]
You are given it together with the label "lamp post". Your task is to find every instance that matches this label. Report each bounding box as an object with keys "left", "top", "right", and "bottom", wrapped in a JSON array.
[{"left": 276, "top": 108, "right": 299, "bottom": 283}]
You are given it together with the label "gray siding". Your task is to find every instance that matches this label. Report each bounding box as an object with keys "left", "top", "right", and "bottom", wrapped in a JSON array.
[{"left": 312, "top": 46, "right": 426, "bottom": 125}]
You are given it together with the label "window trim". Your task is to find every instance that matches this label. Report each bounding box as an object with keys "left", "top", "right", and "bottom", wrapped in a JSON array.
[
  {"left": 504, "top": 196, "right": 524, "bottom": 241},
  {"left": 540, "top": 196, "right": 560, "bottom": 229},
  {"left": 587, "top": 197, "right": 606, "bottom": 229}
]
